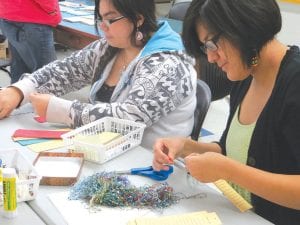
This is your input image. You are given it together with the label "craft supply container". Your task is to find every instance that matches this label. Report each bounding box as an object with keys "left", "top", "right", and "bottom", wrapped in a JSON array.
[
  {"left": 0, "top": 149, "right": 41, "bottom": 204},
  {"left": 62, "top": 117, "right": 146, "bottom": 164}
]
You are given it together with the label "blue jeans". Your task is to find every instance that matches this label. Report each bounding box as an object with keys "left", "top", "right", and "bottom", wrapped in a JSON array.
[{"left": 0, "top": 19, "right": 57, "bottom": 83}]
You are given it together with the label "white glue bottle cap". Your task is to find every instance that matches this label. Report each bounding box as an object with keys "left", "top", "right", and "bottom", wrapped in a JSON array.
[{"left": 2, "top": 168, "right": 18, "bottom": 219}]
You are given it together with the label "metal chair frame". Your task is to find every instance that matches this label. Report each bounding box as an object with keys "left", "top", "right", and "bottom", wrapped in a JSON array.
[{"left": 0, "top": 58, "right": 11, "bottom": 76}]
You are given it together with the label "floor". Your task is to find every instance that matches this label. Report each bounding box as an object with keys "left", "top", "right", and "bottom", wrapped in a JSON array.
[{"left": 0, "top": 1, "right": 299, "bottom": 139}]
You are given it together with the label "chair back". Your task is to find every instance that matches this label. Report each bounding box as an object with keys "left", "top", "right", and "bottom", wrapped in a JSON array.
[
  {"left": 0, "top": 34, "right": 5, "bottom": 43},
  {"left": 190, "top": 79, "right": 211, "bottom": 140},
  {"left": 168, "top": 1, "right": 191, "bottom": 21},
  {"left": 154, "top": 0, "right": 174, "bottom": 3}
]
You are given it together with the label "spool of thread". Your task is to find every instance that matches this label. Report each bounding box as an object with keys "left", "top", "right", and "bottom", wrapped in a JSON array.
[{"left": 2, "top": 168, "right": 18, "bottom": 218}]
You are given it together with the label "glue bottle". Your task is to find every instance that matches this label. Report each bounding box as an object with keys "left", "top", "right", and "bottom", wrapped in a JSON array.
[
  {"left": 2, "top": 168, "right": 18, "bottom": 218},
  {"left": 0, "top": 158, "right": 2, "bottom": 182}
]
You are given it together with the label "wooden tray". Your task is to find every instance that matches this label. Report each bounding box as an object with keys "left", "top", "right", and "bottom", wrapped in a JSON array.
[{"left": 33, "top": 152, "right": 84, "bottom": 186}]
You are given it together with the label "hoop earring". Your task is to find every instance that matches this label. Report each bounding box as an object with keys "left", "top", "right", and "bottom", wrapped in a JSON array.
[{"left": 136, "top": 27, "right": 143, "bottom": 41}]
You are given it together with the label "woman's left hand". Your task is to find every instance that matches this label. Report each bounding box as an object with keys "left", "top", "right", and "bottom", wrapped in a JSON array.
[
  {"left": 184, "top": 152, "right": 230, "bottom": 183},
  {"left": 29, "top": 93, "right": 52, "bottom": 118}
]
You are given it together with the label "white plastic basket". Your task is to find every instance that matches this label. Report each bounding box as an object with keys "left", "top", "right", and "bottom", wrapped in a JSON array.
[
  {"left": 61, "top": 117, "right": 146, "bottom": 164},
  {"left": 0, "top": 149, "right": 41, "bottom": 204}
]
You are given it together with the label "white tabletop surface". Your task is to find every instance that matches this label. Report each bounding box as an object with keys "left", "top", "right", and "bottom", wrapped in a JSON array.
[
  {"left": 0, "top": 104, "right": 274, "bottom": 225},
  {"left": 0, "top": 203, "right": 45, "bottom": 225}
]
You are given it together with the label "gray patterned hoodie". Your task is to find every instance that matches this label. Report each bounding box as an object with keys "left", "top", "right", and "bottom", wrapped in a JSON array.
[{"left": 14, "top": 21, "right": 197, "bottom": 148}]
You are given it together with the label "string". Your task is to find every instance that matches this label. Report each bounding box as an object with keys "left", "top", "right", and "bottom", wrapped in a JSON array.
[{"left": 69, "top": 172, "right": 206, "bottom": 210}]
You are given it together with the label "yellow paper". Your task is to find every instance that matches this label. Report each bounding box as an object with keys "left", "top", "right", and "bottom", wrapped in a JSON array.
[
  {"left": 27, "top": 140, "right": 65, "bottom": 152},
  {"left": 128, "top": 211, "right": 222, "bottom": 225},
  {"left": 213, "top": 179, "right": 252, "bottom": 212},
  {"left": 74, "top": 132, "right": 121, "bottom": 145},
  {"left": 13, "top": 137, "right": 37, "bottom": 141},
  {"left": 280, "top": 0, "right": 300, "bottom": 4}
]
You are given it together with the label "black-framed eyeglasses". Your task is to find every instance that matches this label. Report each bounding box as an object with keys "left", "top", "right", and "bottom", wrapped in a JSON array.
[
  {"left": 96, "top": 16, "right": 125, "bottom": 28},
  {"left": 200, "top": 33, "right": 222, "bottom": 54}
]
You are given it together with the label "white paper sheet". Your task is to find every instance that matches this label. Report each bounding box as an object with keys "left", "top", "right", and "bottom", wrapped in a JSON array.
[
  {"left": 34, "top": 157, "right": 81, "bottom": 177},
  {"left": 63, "top": 16, "right": 95, "bottom": 25},
  {"left": 48, "top": 191, "right": 156, "bottom": 225},
  {"left": 64, "top": 9, "right": 93, "bottom": 16}
]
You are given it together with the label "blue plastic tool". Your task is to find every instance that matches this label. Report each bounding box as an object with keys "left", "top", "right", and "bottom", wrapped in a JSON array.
[
  {"left": 0, "top": 158, "right": 2, "bottom": 167},
  {"left": 115, "top": 165, "right": 174, "bottom": 181}
]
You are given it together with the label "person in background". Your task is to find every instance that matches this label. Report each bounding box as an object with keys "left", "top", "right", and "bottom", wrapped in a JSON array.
[
  {"left": 0, "top": 0, "right": 196, "bottom": 149},
  {"left": 152, "top": 0, "right": 300, "bottom": 224},
  {"left": 0, "top": 0, "right": 61, "bottom": 83}
]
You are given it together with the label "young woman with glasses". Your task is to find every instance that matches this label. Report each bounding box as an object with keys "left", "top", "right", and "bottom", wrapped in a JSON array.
[
  {"left": 0, "top": 0, "right": 197, "bottom": 149},
  {"left": 152, "top": 0, "right": 300, "bottom": 224}
]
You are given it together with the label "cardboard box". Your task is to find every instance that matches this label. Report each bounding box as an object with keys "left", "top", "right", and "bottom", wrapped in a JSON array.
[
  {"left": 33, "top": 152, "right": 84, "bottom": 186},
  {"left": 0, "top": 39, "right": 9, "bottom": 59}
]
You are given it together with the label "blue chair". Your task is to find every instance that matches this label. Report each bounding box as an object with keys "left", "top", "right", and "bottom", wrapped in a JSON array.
[{"left": 190, "top": 79, "right": 211, "bottom": 141}]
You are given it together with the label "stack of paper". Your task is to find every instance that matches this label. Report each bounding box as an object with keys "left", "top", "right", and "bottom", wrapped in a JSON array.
[
  {"left": 12, "top": 129, "right": 71, "bottom": 152},
  {"left": 59, "top": 1, "right": 87, "bottom": 8},
  {"left": 127, "top": 211, "right": 222, "bottom": 225},
  {"left": 74, "top": 132, "right": 122, "bottom": 145},
  {"left": 63, "top": 16, "right": 95, "bottom": 25},
  {"left": 59, "top": 0, "right": 94, "bottom": 20}
]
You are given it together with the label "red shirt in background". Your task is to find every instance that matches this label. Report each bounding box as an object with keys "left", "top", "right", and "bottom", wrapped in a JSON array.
[{"left": 0, "top": 0, "right": 62, "bottom": 27}]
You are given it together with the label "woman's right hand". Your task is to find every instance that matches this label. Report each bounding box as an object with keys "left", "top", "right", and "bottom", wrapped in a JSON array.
[
  {"left": 152, "top": 137, "right": 186, "bottom": 171},
  {"left": 0, "top": 87, "right": 23, "bottom": 119}
]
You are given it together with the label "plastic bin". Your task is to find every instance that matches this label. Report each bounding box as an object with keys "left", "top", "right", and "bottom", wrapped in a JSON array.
[
  {"left": 0, "top": 149, "right": 41, "bottom": 204},
  {"left": 61, "top": 117, "right": 146, "bottom": 164}
]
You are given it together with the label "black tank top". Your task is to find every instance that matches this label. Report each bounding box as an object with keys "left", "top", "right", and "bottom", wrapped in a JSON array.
[{"left": 95, "top": 83, "right": 116, "bottom": 103}]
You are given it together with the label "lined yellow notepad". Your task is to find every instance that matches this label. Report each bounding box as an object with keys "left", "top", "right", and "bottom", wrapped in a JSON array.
[
  {"left": 127, "top": 211, "right": 222, "bottom": 225},
  {"left": 213, "top": 179, "right": 253, "bottom": 212}
]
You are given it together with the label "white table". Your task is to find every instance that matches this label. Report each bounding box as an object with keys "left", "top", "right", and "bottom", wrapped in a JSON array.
[
  {"left": 0, "top": 203, "right": 45, "bottom": 225},
  {"left": 0, "top": 104, "right": 274, "bottom": 225}
]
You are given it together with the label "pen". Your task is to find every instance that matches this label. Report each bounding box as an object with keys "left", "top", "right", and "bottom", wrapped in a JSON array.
[{"left": 173, "top": 157, "right": 187, "bottom": 170}]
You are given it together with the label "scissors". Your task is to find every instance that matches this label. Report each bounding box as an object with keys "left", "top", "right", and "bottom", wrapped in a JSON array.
[{"left": 115, "top": 165, "right": 173, "bottom": 181}]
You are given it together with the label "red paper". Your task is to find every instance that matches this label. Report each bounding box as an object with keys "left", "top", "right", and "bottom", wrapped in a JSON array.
[
  {"left": 13, "top": 129, "right": 68, "bottom": 139},
  {"left": 34, "top": 116, "right": 47, "bottom": 123}
]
